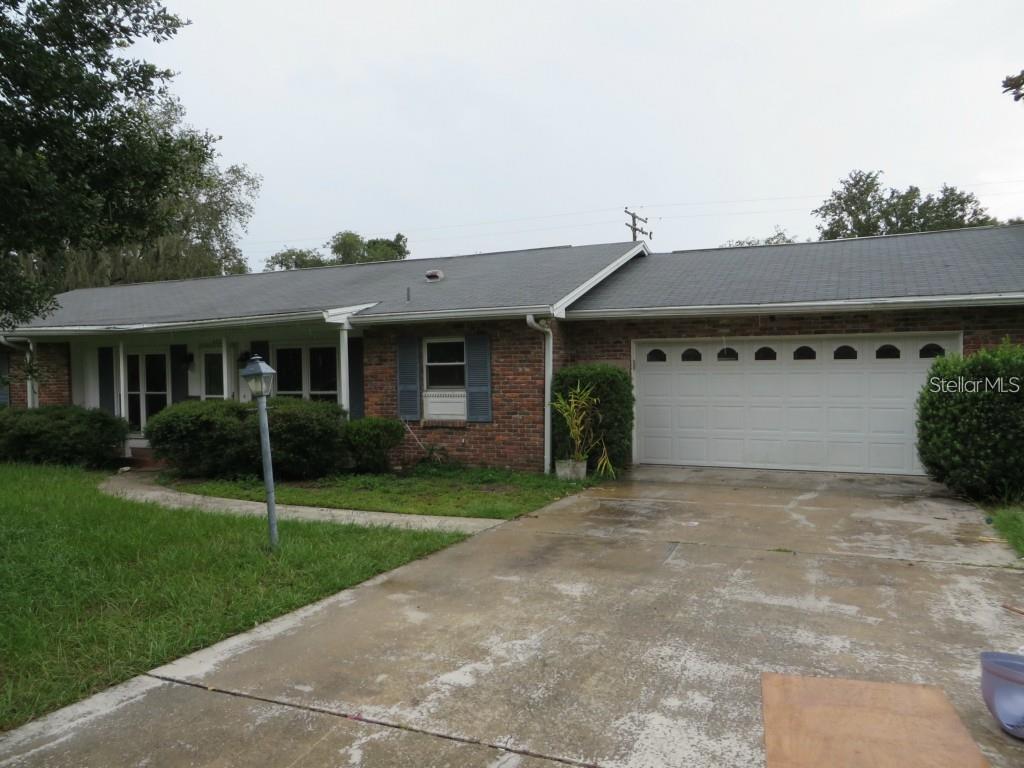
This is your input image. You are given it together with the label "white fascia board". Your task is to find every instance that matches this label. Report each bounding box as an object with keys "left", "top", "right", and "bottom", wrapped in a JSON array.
[
  {"left": 322, "top": 303, "right": 380, "bottom": 328},
  {"left": 14, "top": 310, "right": 327, "bottom": 336},
  {"left": 565, "top": 292, "right": 1024, "bottom": 320},
  {"left": 549, "top": 242, "right": 648, "bottom": 319},
  {"left": 348, "top": 305, "right": 550, "bottom": 326}
]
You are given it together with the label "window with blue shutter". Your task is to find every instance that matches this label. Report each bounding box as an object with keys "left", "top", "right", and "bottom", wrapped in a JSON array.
[
  {"left": 465, "top": 334, "right": 492, "bottom": 422},
  {"left": 396, "top": 336, "right": 421, "bottom": 420}
]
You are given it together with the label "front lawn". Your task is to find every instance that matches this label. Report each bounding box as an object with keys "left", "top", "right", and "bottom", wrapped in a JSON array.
[
  {"left": 991, "top": 506, "right": 1024, "bottom": 556},
  {"left": 166, "top": 465, "right": 594, "bottom": 519},
  {"left": 0, "top": 464, "right": 464, "bottom": 732}
]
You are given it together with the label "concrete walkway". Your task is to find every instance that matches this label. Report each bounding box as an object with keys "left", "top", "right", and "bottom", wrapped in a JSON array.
[
  {"left": 100, "top": 471, "right": 502, "bottom": 534},
  {"left": 6, "top": 466, "right": 1023, "bottom": 767}
]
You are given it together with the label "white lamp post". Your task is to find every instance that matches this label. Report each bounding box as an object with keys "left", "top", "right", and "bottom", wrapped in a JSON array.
[{"left": 240, "top": 354, "right": 278, "bottom": 549}]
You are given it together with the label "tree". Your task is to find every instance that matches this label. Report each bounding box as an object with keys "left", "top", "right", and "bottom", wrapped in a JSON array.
[
  {"left": 60, "top": 101, "right": 261, "bottom": 288},
  {"left": 811, "top": 170, "right": 996, "bottom": 240},
  {"left": 264, "top": 231, "right": 409, "bottom": 271},
  {"left": 1003, "top": 70, "right": 1024, "bottom": 103},
  {"left": 720, "top": 226, "right": 796, "bottom": 248},
  {"left": 1, "top": 0, "right": 213, "bottom": 328}
]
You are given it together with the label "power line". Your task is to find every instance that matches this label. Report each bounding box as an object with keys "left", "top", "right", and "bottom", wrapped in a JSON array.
[{"left": 624, "top": 207, "right": 653, "bottom": 241}]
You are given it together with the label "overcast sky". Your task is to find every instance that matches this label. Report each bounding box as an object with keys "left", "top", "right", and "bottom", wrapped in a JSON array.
[{"left": 139, "top": 0, "right": 1024, "bottom": 268}]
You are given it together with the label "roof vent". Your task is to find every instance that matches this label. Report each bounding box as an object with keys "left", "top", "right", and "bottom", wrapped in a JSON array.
[{"left": 424, "top": 269, "right": 444, "bottom": 283}]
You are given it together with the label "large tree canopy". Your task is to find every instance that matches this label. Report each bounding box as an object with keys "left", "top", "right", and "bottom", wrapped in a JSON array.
[
  {"left": 61, "top": 101, "right": 260, "bottom": 288},
  {"left": 811, "top": 170, "right": 996, "bottom": 240},
  {"left": 264, "top": 231, "right": 409, "bottom": 271},
  {"left": 0, "top": 0, "right": 214, "bottom": 328}
]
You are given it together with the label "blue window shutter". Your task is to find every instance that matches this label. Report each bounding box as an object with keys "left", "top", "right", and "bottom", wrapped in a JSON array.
[
  {"left": 465, "top": 334, "right": 492, "bottom": 423},
  {"left": 396, "top": 336, "right": 421, "bottom": 421}
]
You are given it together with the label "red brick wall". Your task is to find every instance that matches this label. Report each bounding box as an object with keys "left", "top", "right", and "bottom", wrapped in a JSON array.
[
  {"left": 9, "top": 343, "right": 71, "bottom": 408},
  {"left": 565, "top": 306, "right": 1024, "bottom": 366},
  {"left": 362, "top": 320, "right": 547, "bottom": 471}
]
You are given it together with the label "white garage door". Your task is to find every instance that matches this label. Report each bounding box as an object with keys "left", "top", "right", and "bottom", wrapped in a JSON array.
[{"left": 635, "top": 334, "right": 959, "bottom": 475}]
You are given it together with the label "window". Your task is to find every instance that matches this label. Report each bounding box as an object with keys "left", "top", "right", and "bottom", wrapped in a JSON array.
[
  {"left": 919, "top": 343, "right": 945, "bottom": 359},
  {"left": 645, "top": 348, "right": 667, "bottom": 362},
  {"left": 309, "top": 347, "right": 338, "bottom": 401},
  {"left": 833, "top": 345, "right": 857, "bottom": 360},
  {"left": 275, "top": 347, "right": 303, "bottom": 397},
  {"left": 425, "top": 339, "right": 466, "bottom": 388},
  {"left": 680, "top": 348, "right": 702, "bottom": 362},
  {"left": 203, "top": 353, "right": 224, "bottom": 399},
  {"left": 717, "top": 347, "right": 739, "bottom": 362},
  {"left": 876, "top": 344, "right": 901, "bottom": 359},
  {"left": 754, "top": 346, "right": 776, "bottom": 361},
  {"left": 793, "top": 345, "right": 816, "bottom": 360},
  {"left": 272, "top": 345, "right": 339, "bottom": 401},
  {"left": 126, "top": 352, "right": 168, "bottom": 431}
]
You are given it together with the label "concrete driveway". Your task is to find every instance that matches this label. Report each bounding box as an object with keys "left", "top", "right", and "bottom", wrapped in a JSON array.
[{"left": 4, "top": 466, "right": 1024, "bottom": 767}]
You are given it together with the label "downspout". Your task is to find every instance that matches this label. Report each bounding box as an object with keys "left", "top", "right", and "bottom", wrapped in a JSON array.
[{"left": 525, "top": 314, "right": 553, "bottom": 474}]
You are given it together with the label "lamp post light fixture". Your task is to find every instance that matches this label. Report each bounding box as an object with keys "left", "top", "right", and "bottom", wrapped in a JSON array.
[{"left": 240, "top": 354, "right": 279, "bottom": 549}]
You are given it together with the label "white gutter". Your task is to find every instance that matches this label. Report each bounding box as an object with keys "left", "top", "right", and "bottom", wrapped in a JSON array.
[
  {"left": 549, "top": 242, "right": 648, "bottom": 319},
  {"left": 322, "top": 303, "right": 379, "bottom": 328},
  {"left": 349, "top": 304, "right": 550, "bottom": 326},
  {"left": 13, "top": 310, "right": 327, "bottom": 336},
  {"left": 525, "top": 313, "right": 553, "bottom": 474},
  {"left": 566, "top": 291, "right": 1024, "bottom": 320}
]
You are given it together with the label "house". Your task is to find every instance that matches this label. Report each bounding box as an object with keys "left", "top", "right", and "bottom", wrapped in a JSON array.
[{"left": 4, "top": 225, "right": 1024, "bottom": 475}]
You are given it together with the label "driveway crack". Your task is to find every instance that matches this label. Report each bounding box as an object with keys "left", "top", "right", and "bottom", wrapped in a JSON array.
[{"left": 145, "top": 673, "right": 606, "bottom": 768}]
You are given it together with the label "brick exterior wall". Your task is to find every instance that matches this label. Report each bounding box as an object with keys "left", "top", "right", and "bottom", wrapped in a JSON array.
[
  {"left": 564, "top": 306, "right": 1024, "bottom": 366},
  {"left": 362, "top": 320, "right": 547, "bottom": 471},
  {"left": 9, "top": 343, "right": 71, "bottom": 408}
]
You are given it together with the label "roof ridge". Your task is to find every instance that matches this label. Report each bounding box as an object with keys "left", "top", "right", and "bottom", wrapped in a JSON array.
[
  {"left": 666, "top": 222, "right": 1024, "bottom": 256},
  {"left": 58, "top": 241, "right": 635, "bottom": 294}
]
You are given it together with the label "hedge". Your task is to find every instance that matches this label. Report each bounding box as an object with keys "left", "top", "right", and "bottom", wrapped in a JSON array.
[
  {"left": 552, "top": 363, "right": 634, "bottom": 469},
  {"left": 146, "top": 398, "right": 349, "bottom": 480},
  {"left": 916, "top": 341, "right": 1024, "bottom": 500},
  {"left": 0, "top": 405, "right": 128, "bottom": 468},
  {"left": 345, "top": 417, "right": 405, "bottom": 473}
]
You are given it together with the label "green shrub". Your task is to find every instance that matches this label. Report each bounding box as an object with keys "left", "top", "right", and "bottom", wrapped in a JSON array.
[
  {"left": 260, "top": 398, "right": 349, "bottom": 480},
  {"left": 916, "top": 341, "right": 1024, "bottom": 500},
  {"left": 146, "top": 398, "right": 348, "bottom": 480},
  {"left": 0, "top": 405, "right": 128, "bottom": 468},
  {"left": 552, "top": 363, "right": 634, "bottom": 470},
  {"left": 345, "top": 417, "right": 405, "bottom": 473},
  {"left": 145, "top": 399, "right": 253, "bottom": 478}
]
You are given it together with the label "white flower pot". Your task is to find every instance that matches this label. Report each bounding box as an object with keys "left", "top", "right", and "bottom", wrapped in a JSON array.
[{"left": 555, "top": 459, "right": 587, "bottom": 481}]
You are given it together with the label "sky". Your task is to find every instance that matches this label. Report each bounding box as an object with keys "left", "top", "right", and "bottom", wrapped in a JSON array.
[{"left": 137, "top": 0, "right": 1024, "bottom": 269}]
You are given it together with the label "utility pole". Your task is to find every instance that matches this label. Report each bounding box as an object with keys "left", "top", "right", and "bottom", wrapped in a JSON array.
[{"left": 624, "top": 207, "right": 653, "bottom": 242}]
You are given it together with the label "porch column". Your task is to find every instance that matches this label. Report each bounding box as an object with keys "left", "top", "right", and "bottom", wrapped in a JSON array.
[
  {"left": 117, "top": 341, "right": 128, "bottom": 420},
  {"left": 26, "top": 340, "right": 36, "bottom": 408},
  {"left": 221, "top": 337, "right": 232, "bottom": 400},
  {"left": 338, "top": 328, "right": 350, "bottom": 414}
]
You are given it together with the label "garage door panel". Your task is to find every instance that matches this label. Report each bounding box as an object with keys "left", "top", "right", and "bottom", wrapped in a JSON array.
[{"left": 635, "top": 334, "right": 956, "bottom": 475}]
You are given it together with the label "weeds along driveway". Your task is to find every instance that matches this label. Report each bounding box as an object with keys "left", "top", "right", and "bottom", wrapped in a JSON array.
[{"left": 4, "top": 467, "right": 1024, "bottom": 768}]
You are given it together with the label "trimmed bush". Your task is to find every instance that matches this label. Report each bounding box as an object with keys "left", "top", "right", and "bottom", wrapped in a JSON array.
[
  {"left": 145, "top": 399, "right": 253, "bottom": 478},
  {"left": 552, "top": 363, "right": 634, "bottom": 469},
  {"left": 259, "top": 398, "right": 349, "bottom": 480},
  {"left": 345, "top": 417, "right": 405, "bottom": 473},
  {"left": 0, "top": 405, "right": 128, "bottom": 468},
  {"left": 917, "top": 341, "right": 1024, "bottom": 500},
  {"left": 146, "top": 398, "right": 348, "bottom": 480}
]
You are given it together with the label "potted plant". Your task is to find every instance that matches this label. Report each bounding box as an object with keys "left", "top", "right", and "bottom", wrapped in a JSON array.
[{"left": 551, "top": 381, "right": 615, "bottom": 480}]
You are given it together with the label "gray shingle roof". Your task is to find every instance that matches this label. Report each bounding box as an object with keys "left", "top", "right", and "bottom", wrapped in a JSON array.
[
  {"left": 22, "top": 242, "right": 638, "bottom": 329},
  {"left": 570, "top": 225, "right": 1024, "bottom": 311}
]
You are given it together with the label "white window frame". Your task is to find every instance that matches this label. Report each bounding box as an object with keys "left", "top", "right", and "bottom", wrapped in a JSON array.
[
  {"left": 270, "top": 343, "right": 339, "bottom": 401},
  {"left": 423, "top": 337, "right": 467, "bottom": 391},
  {"left": 125, "top": 348, "right": 171, "bottom": 433},
  {"left": 199, "top": 348, "right": 226, "bottom": 400}
]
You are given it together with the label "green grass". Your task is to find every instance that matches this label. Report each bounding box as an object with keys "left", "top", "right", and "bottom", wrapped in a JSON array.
[
  {"left": 166, "top": 465, "right": 595, "bottom": 519},
  {"left": 0, "top": 463, "right": 464, "bottom": 732},
  {"left": 991, "top": 506, "right": 1024, "bottom": 556}
]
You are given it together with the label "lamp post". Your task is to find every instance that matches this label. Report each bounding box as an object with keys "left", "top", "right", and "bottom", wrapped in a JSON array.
[{"left": 240, "top": 354, "right": 278, "bottom": 549}]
